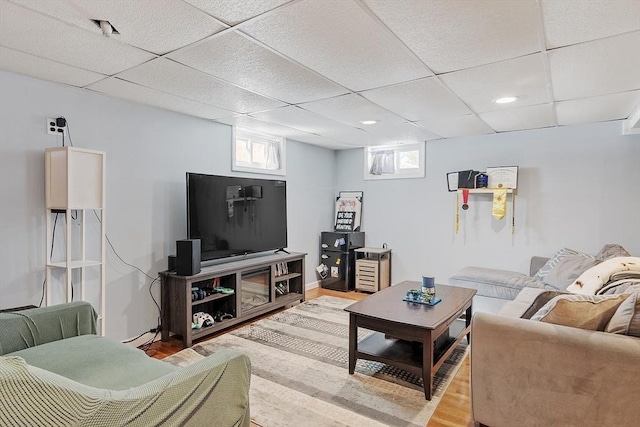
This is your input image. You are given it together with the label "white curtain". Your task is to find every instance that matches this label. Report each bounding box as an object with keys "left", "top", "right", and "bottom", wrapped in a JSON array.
[
  {"left": 369, "top": 150, "right": 395, "bottom": 175},
  {"left": 266, "top": 140, "right": 281, "bottom": 171}
]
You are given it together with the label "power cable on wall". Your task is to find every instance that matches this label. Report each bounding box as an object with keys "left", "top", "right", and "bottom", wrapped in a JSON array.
[{"left": 92, "top": 210, "right": 162, "bottom": 352}]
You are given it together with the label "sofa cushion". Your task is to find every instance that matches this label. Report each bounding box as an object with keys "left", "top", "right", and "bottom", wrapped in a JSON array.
[
  {"left": 567, "top": 257, "right": 640, "bottom": 295},
  {"left": 606, "top": 288, "right": 640, "bottom": 337},
  {"left": 541, "top": 254, "right": 600, "bottom": 290},
  {"left": 533, "top": 248, "right": 583, "bottom": 282},
  {"left": 497, "top": 287, "right": 548, "bottom": 318},
  {"left": 596, "top": 243, "right": 631, "bottom": 261},
  {"left": 10, "top": 335, "right": 177, "bottom": 390},
  {"left": 449, "top": 266, "right": 545, "bottom": 300},
  {"left": 531, "top": 294, "right": 630, "bottom": 331}
]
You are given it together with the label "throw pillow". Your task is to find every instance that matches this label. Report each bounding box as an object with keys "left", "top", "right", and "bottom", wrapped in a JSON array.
[
  {"left": 595, "top": 244, "right": 631, "bottom": 261},
  {"left": 567, "top": 257, "right": 640, "bottom": 295},
  {"left": 530, "top": 294, "right": 629, "bottom": 331},
  {"left": 533, "top": 248, "right": 581, "bottom": 282},
  {"left": 542, "top": 254, "right": 600, "bottom": 289},
  {"left": 605, "top": 288, "right": 640, "bottom": 337},
  {"left": 520, "top": 290, "right": 569, "bottom": 319}
]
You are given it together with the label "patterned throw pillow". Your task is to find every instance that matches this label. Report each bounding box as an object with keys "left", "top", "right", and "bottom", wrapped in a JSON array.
[
  {"left": 531, "top": 294, "right": 629, "bottom": 331},
  {"left": 533, "top": 248, "right": 580, "bottom": 282}
]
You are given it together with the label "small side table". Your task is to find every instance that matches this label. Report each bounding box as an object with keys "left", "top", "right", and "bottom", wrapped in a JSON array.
[{"left": 354, "top": 247, "right": 391, "bottom": 292}]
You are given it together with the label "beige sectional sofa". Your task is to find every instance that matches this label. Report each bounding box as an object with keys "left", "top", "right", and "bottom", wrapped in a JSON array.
[{"left": 470, "top": 287, "right": 640, "bottom": 427}]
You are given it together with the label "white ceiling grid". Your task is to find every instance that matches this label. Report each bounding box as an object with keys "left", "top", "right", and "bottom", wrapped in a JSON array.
[{"left": 0, "top": 0, "right": 639, "bottom": 149}]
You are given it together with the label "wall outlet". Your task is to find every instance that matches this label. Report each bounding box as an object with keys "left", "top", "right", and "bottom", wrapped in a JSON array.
[{"left": 47, "top": 118, "right": 65, "bottom": 135}]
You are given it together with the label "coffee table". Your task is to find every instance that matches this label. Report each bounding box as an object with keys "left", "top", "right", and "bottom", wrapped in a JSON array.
[{"left": 345, "top": 281, "right": 476, "bottom": 400}]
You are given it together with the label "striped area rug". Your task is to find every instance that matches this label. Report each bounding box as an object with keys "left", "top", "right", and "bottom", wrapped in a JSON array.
[{"left": 163, "top": 296, "right": 468, "bottom": 427}]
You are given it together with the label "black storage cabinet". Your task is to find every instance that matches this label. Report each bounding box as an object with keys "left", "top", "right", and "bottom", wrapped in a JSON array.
[{"left": 318, "top": 231, "right": 365, "bottom": 291}]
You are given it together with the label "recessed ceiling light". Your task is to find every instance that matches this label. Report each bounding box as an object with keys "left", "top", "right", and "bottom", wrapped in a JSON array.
[
  {"left": 361, "top": 120, "right": 377, "bottom": 125},
  {"left": 494, "top": 96, "right": 518, "bottom": 104}
]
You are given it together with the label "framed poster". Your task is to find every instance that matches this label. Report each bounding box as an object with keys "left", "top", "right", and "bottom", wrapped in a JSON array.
[{"left": 335, "top": 191, "right": 362, "bottom": 231}]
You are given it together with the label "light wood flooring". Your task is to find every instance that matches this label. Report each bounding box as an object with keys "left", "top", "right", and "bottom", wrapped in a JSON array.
[{"left": 147, "top": 287, "right": 473, "bottom": 427}]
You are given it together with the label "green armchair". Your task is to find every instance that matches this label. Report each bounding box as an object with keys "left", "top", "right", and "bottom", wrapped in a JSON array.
[{"left": 0, "top": 302, "right": 251, "bottom": 426}]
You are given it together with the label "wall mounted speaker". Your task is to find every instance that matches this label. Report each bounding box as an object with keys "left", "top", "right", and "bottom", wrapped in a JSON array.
[{"left": 176, "top": 239, "right": 201, "bottom": 276}]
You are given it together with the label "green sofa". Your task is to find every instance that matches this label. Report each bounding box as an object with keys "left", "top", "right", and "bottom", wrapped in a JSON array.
[{"left": 0, "top": 302, "right": 251, "bottom": 426}]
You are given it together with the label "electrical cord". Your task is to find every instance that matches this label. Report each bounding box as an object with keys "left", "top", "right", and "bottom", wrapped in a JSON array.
[
  {"left": 61, "top": 116, "right": 74, "bottom": 147},
  {"left": 91, "top": 210, "right": 162, "bottom": 344},
  {"left": 39, "top": 213, "right": 59, "bottom": 307}
]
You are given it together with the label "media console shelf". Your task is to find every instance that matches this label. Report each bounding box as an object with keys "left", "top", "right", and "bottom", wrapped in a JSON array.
[{"left": 161, "top": 252, "right": 306, "bottom": 348}]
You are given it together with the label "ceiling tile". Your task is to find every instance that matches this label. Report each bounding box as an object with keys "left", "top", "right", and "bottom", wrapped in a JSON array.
[
  {"left": 184, "top": 0, "right": 292, "bottom": 26},
  {"left": 479, "top": 104, "right": 556, "bottom": 132},
  {"left": 360, "top": 77, "right": 471, "bottom": 121},
  {"left": 299, "top": 93, "right": 406, "bottom": 128},
  {"left": 556, "top": 90, "right": 640, "bottom": 126},
  {"left": 0, "top": 0, "right": 155, "bottom": 75},
  {"left": 167, "top": 31, "right": 348, "bottom": 104},
  {"left": 415, "top": 114, "right": 495, "bottom": 139},
  {"left": 440, "top": 54, "right": 550, "bottom": 113},
  {"left": 216, "top": 114, "right": 310, "bottom": 139},
  {"left": 9, "top": 0, "right": 226, "bottom": 55},
  {"left": 286, "top": 133, "right": 351, "bottom": 150},
  {"left": 549, "top": 31, "right": 640, "bottom": 101},
  {"left": 542, "top": 0, "right": 640, "bottom": 48},
  {"left": 114, "top": 58, "right": 286, "bottom": 113},
  {"left": 216, "top": 115, "right": 349, "bottom": 149},
  {"left": 240, "top": 0, "right": 432, "bottom": 91},
  {"left": 86, "top": 77, "right": 234, "bottom": 120},
  {"left": 319, "top": 127, "right": 373, "bottom": 146},
  {"left": 363, "top": 0, "right": 540, "bottom": 74},
  {"left": 0, "top": 46, "right": 106, "bottom": 87},
  {"left": 249, "top": 105, "right": 353, "bottom": 134},
  {"left": 364, "top": 122, "right": 441, "bottom": 145}
]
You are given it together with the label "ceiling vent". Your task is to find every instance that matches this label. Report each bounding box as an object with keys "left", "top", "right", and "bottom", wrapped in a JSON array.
[{"left": 92, "top": 20, "right": 119, "bottom": 37}]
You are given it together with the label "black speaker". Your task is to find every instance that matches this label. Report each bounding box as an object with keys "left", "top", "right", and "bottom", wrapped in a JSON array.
[
  {"left": 176, "top": 239, "right": 201, "bottom": 276},
  {"left": 167, "top": 255, "right": 177, "bottom": 271}
]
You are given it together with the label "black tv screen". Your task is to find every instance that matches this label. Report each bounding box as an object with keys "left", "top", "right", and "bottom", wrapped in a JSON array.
[{"left": 187, "top": 173, "right": 287, "bottom": 261}]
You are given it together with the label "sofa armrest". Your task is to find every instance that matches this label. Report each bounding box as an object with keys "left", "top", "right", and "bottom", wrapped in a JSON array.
[
  {"left": 0, "top": 348, "right": 251, "bottom": 427},
  {"left": 0, "top": 302, "right": 96, "bottom": 355},
  {"left": 471, "top": 313, "right": 640, "bottom": 427}
]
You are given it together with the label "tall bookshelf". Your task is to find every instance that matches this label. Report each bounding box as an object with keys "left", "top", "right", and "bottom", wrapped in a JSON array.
[{"left": 44, "top": 147, "right": 106, "bottom": 335}]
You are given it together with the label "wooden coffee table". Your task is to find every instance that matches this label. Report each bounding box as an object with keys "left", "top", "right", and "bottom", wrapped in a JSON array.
[{"left": 345, "top": 281, "right": 475, "bottom": 400}]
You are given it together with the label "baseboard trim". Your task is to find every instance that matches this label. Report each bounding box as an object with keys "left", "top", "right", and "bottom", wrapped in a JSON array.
[{"left": 305, "top": 281, "right": 319, "bottom": 291}]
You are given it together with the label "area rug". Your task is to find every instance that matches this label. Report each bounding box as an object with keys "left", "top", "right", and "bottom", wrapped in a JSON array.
[{"left": 163, "top": 296, "right": 468, "bottom": 427}]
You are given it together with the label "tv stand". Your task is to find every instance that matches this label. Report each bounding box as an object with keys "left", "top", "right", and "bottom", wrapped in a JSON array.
[
  {"left": 274, "top": 248, "right": 290, "bottom": 254},
  {"left": 161, "top": 252, "right": 306, "bottom": 348}
]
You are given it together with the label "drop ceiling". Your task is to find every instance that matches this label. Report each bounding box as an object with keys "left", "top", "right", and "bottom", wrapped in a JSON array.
[{"left": 1, "top": 0, "right": 638, "bottom": 150}]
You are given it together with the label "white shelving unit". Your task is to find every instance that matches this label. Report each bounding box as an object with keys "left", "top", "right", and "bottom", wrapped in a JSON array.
[{"left": 45, "top": 147, "right": 106, "bottom": 335}]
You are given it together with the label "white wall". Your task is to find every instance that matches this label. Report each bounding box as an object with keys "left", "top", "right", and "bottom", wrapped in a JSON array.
[
  {"left": 0, "top": 71, "right": 336, "bottom": 341},
  {"left": 335, "top": 122, "right": 640, "bottom": 285}
]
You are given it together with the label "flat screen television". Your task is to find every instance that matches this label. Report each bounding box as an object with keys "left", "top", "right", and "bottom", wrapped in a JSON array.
[{"left": 186, "top": 173, "right": 287, "bottom": 262}]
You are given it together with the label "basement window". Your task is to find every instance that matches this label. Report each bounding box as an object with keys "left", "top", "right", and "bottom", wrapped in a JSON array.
[
  {"left": 364, "top": 142, "right": 425, "bottom": 180},
  {"left": 233, "top": 128, "right": 286, "bottom": 175}
]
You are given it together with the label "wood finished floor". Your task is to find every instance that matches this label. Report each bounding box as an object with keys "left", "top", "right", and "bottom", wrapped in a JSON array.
[{"left": 147, "top": 287, "right": 473, "bottom": 427}]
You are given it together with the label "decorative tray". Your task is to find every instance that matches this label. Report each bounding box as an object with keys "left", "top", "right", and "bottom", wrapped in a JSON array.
[{"left": 402, "top": 297, "right": 442, "bottom": 306}]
